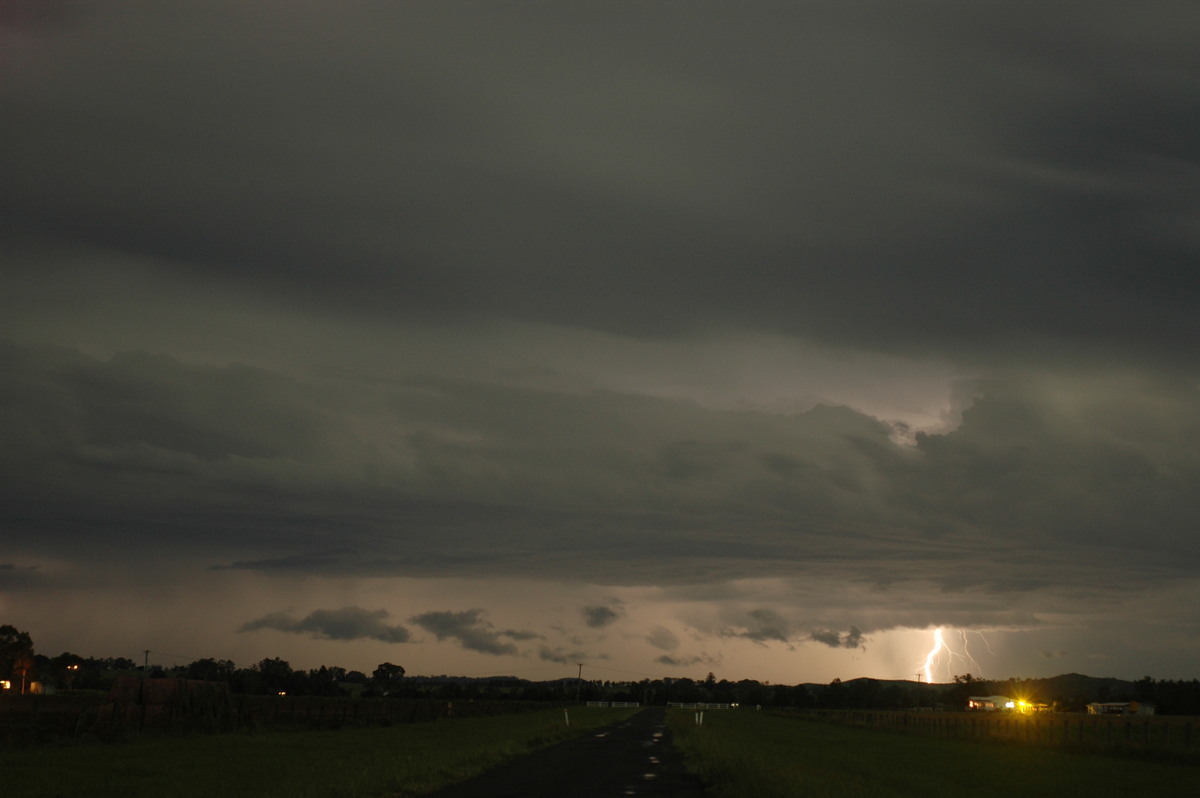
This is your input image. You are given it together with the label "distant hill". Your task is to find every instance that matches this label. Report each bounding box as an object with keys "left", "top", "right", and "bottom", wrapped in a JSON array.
[
  {"left": 795, "top": 673, "right": 1147, "bottom": 711},
  {"left": 1035, "top": 672, "right": 1138, "bottom": 700},
  {"left": 818, "top": 673, "right": 1136, "bottom": 694}
]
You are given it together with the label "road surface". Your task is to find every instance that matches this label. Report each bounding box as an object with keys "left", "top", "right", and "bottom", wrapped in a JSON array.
[{"left": 422, "top": 707, "right": 707, "bottom": 797}]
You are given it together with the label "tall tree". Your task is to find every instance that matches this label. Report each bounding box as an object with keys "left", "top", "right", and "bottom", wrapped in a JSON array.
[
  {"left": 0, "top": 625, "right": 35, "bottom": 693},
  {"left": 49, "top": 652, "right": 86, "bottom": 690},
  {"left": 372, "top": 662, "right": 405, "bottom": 694},
  {"left": 186, "top": 657, "right": 236, "bottom": 682},
  {"left": 256, "top": 657, "right": 295, "bottom": 694}
]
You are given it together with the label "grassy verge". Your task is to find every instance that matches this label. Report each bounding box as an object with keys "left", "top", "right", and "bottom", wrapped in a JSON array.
[
  {"left": 1, "top": 705, "right": 637, "bottom": 798},
  {"left": 667, "top": 708, "right": 1199, "bottom": 797}
]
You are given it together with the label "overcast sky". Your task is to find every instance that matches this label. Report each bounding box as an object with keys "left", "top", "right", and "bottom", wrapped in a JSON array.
[{"left": 2, "top": 1, "right": 1199, "bottom": 685}]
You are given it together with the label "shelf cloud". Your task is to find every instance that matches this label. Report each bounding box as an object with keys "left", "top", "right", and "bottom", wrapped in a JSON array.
[{"left": 2, "top": 1, "right": 1197, "bottom": 684}]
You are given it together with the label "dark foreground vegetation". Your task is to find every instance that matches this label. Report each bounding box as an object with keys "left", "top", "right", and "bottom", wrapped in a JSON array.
[
  {"left": 0, "top": 681, "right": 557, "bottom": 749},
  {"left": 4, "top": 704, "right": 1198, "bottom": 798},
  {"left": 668, "top": 708, "right": 1200, "bottom": 797},
  {"left": 0, "top": 705, "right": 639, "bottom": 798},
  {"left": 785, "top": 707, "right": 1200, "bottom": 757}
]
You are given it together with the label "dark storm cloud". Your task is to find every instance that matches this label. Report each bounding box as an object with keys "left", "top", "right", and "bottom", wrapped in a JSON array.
[
  {"left": 656, "top": 654, "right": 715, "bottom": 668},
  {"left": 211, "top": 551, "right": 357, "bottom": 575},
  {"left": 538, "top": 646, "right": 593, "bottom": 665},
  {"left": 810, "top": 626, "right": 866, "bottom": 650},
  {"left": 581, "top": 604, "right": 623, "bottom": 629},
  {"left": 4, "top": 337, "right": 1199, "bottom": 596},
  {"left": 240, "top": 607, "right": 410, "bottom": 644},
  {"left": 898, "top": 374, "right": 1200, "bottom": 555},
  {"left": 502, "top": 629, "right": 542, "bottom": 642},
  {"left": 726, "top": 609, "right": 792, "bottom": 645},
  {"left": 410, "top": 609, "right": 525, "bottom": 657},
  {"left": 0, "top": 339, "right": 335, "bottom": 471},
  {"left": 3, "top": 3, "right": 1197, "bottom": 365},
  {"left": 2, "top": 5, "right": 1199, "bottom": 680},
  {"left": 646, "top": 627, "right": 681, "bottom": 652},
  {"left": 808, "top": 630, "right": 842, "bottom": 648}
]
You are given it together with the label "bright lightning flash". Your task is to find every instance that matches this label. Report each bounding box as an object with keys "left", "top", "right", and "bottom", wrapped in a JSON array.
[
  {"left": 919, "top": 628, "right": 989, "bottom": 683},
  {"left": 922, "top": 628, "right": 945, "bottom": 683}
]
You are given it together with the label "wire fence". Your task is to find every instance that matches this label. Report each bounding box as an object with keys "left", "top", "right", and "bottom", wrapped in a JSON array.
[
  {"left": 0, "top": 688, "right": 549, "bottom": 749},
  {"left": 782, "top": 708, "right": 1199, "bottom": 755}
]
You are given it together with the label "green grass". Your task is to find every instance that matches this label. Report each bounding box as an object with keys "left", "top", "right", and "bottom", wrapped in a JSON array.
[
  {"left": 0, "top": 706, "right": 638, "bottom": 798},
  {"left": 667, "top": 709, "right": 1200, "bottom": 797}
]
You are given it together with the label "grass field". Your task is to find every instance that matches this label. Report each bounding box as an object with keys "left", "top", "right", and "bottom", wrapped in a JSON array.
[
  {"left": 667, "top": 708, "right": 1200, "bottom": 797},
  {"left": 0, "top": 705, "right": 637, "bottom": 798}
]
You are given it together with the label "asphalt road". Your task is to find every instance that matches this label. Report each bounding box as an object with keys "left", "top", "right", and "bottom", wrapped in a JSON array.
[{"left": 423, "top": 707, "right": 707, "bottom": 797}]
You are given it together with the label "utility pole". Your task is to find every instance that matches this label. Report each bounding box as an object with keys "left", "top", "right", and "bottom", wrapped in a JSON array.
[
  {"left": 576, "top": 663, "right": 583, "bottom": 702},
  {"left": 144, "top": 650, "right": 150, "bottom": 675}
]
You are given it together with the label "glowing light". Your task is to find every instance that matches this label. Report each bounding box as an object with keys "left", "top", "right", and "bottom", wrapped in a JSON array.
[
  {"left": 922, "top": 628, "right": 945, "bottom": 683},
  {"left": 917, "top": 627, "right": 993, "bottom": 683}
]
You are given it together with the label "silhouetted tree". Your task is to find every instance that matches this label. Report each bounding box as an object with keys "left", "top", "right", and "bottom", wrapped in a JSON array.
[
  {"left": 372, "top": 662, "right": 405, "bottom": 695},
  {"left": 945, "top": 672, "right": 990, "bottom": 708},
  {"left": 665, "top": 677, "right": 700, "bottom": 703},
  {"left": 0, "top": 625, "right": 35, "bottom": 693},
  {"left": 48, "top": 652, "right": 86, "bottom": 689},
  {"left": 305, "top": 666, "right": 344, "bottom": 696},
  {"left": 256, "top": 657, "right": 296, "bottom": 694},
  {"left": 818, "top": 678, "right": 845, "bottom": 708},
  {"left": 186, "top": 658, "right": 236, "bottom": 682}
]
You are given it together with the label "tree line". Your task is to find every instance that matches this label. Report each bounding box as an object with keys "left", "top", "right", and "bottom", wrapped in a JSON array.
[
  {"left": 4, "top": 625, "right": 1199, "bottom": 713},
  {"left": 0, "top": 624, "right": 410, "bottom": 698}
]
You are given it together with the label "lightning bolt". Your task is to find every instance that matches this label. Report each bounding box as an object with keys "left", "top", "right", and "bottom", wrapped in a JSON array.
[
  {"left": 954, "top": 630, "right": 984, "bottom": 676},
  {"left": 922, "top": 627, "right": 945, "bottom": 683},
  {"left": 919, "top": 628, "right": 991, "bottom": 683}
]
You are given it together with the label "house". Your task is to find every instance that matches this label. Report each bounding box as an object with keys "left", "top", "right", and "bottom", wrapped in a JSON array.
[{"left": 967, "top": 695, "right": 1013, "bottom": 711}]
